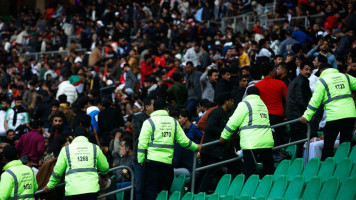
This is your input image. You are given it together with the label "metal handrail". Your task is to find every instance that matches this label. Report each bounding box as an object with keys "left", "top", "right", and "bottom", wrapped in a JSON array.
[
  {"left": 35, "top": 165, "right": 134, "bottom": 200},
  {"left": 190, "top": 119, "right": 311, "bottom": 193}
]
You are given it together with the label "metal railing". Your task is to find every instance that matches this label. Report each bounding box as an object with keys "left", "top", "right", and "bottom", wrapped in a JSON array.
[
  {"left": 19, "top": 48, "right": 87, "bottom": 60},
  {"left": 190, "top": 118, "right": 311, "bottom": 193},
  {"left": 35, "top": 165, "right": 134, "bottom": 200}
]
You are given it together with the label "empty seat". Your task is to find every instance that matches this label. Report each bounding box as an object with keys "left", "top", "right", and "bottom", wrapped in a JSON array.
[
  {"left": 302, "top": 176, "right": 322, "bottom": 200},
  {"left": 194, "top": 193, "right": 206, "bottom": 200},
  {"left": 350, "top": 164, "right": 356, "bottom": 178},
  {"left": 239, "top": 175, "right": 259, "bottom": 197},
  {"left": 268, "top": 176, "right": 288, "bottom": 200},
  {"left": 169, "top": 191, "right": 181, "bottom": 200},
  {"left": 214, "top": 174, "right": 232, "bottom": 196},
  {"left": 302, "top": 158, "right": 320, "bottom": 182},
  {"left": 285, "top": 145, "right": 297, "bottom": 162},
  {"left": 317, "top": 177, "right": 339, "bottom": 200},
  {"left": 253, "top": 175, "right": 273, "bottom": 198},
  {"left": 116, "top": 191, "right": 124, "bottom": 200},
  {"left": 226, "top": 174, "right": 244, "bottom": 197},
  {"left": 287, "top": 158, "right": 304, "bottom": 181},
  {"left": 157, "top": 190, "right": 168, "bottom": 200},
  {"left": 207, "top": 193, "right": 219, "bottom": 200},
  {"left": 170, "top": 174, "right": 186, "bottom": 194},
  {"left": 273, "top": 160, "right": 291, "bottom": 181},
  {"left": 221, "top": 195, "right": 233, "bottom": 200},
  {"left": 335, "top": 177, "right": 356, "bottom": 200},
  {"left": 182, "top": 192, "right": 193, "bottom": 200},
  {"left": 334, "top": 142, "right": 350, "bottom": 164},
  {"left": 317, "top": 157, "right": 335, "bottom": 182},
  {"left": 332, "top": 158, "right": 352, "bottom": 182},
  {"left": 349, "top": 146, "right": 356, "bottom": 164},
  {"left": 284, "top": 176, "right": 304, "bottom": 200}
]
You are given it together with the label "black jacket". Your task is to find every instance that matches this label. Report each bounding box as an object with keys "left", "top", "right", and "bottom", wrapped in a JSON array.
[
  {"left": 34, "top": 96, "right": 53, "bottom": 128},
  {"left": 286, "top": 74, "right": 312, "bottom": 119},
  {"left": 214, "top": 79, "right": 233, "bottom": 102},
  {"left": 132, "top": 112, "right": 149, "bottom": 161}
]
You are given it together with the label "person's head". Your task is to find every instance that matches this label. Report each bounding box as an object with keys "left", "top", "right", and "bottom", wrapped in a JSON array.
[
  {"left": 260, "top": 63, "right": 275, "bottom": 77},
  {"left": 144, "top": 97, "right": 154, "bottom": 115},
  {"left": 220, "top": 68, "right": 231, "bottom": 81},
  {"left": 78, "top": 96, "right": 90, "bottom": 110},
  {"left": 101, "top": 96, "right": 112, "bottom": 109},
  {"left": 259, "top": 39, "right": 270, "bottom": 49},
  {"left": 58, "top": 94, "right": 67, "bottom": 104},
  {"left": 6, "top": 129, "right": 16, "bottom": 141},
  {"left": 178, "top": 109, "right": 192, "bottom": 127},
  {"left": 274, "top": 54, "right": 284, "bottom": 66},
  {"left": 319, "top": 39, "right": 329, "bottom": 52},
  {"left": 73, "top": 126, "right": 89, "bottom": 138},
  {"left": 249, "top": 65, "right": 262, "bottom": 80},
  {"left": 238, "top": 75, "right": 249, "bottom": 88},
  {"left": 1, "top": 145, "right": 18, "bottom": 164},
  {"left": 172, "top": 72, "right": 182, "bottom": 83},
  {"left": 79, "top": 115, "right": 91, "bottom": 129},
  {"left": 300, "top": 61, "right": 313, "bottom": 78},
  {"left": 1, "top": 99, "right": 10, "bottom": 111},
  {"left": 208, "top": 68, "right": 219, "bottom": 83},
  {"left": 0, "top": 140, "right": 10, "bottom": 154},
  {"left": 120, "top": 135, "right": 133, "bottom": 156},
  {"left": 14, "top": 96, "right": 23, "bottom": 108},
  {"left": 246, "top": 86, "right": 260, "bottom": 96},
  {"left": 193, "top": 43, "right": 200, "bottom": 53},
  {"left": 276, "top": 62, "right": 290, "bottom": 78},
  {"left": 144, "top": 77, "right": 157, "bottom": 88},
  {"left": 30, "top": 120, "right": 43, "bottom": 131},
  {"left": 316, "top": 63, "right": 332, "bottom": 76},
  {"left": 51, "top": 100, "right": 60, "bottom": 113},
  {"left": 216, "top": 92, "right": 234, "bottom": 111},
  {"left": 184, "top": 61, "right": 194, "bottom": 74},
  {"left": 52, "top": 112, "right": 65, "bottom": 130},
  {"left": 154, "top": 97, "right": 168, "bottom": 111},
  {"left": 313, "top": 54, "right": 327, "bottom": 68}
]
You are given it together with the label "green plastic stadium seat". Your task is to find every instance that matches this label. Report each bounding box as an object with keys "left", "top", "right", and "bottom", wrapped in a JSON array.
[
  {"left": 239, "top": 175, "right": 259, "bottom": 197},
  {"left": 208, "top": 193, "right": 220, "bottom": 200},
  {"left": 239, "top": 196, "right": 250, "bottom": 200},
  {"left": 214, "top": 174, "right": 232, "bottom": 195},
  {"left": 302, "top": 176, "right": 322, "bottom": 200},
  {"left": 350, "top": 164, "right": 356, "bottom": 178},
  {"left": 182, "top": 192, "right": 194, "bottom": 200},
  {"left": 349, "top": 146, "right": 356, "bottom": 164},
  {"left": 287, "top": 158, "right": 303, "bottom": 181},
  {"left": 253, "top": 175, "right": 273, "bottom": 198},
  {"left": 317, "top": 157, "right": 335, "bottom": 182},
  {"left": 302, "top": 158, "right": 320, "bottom": 182},
  {"left": 268, "top": 176, "right": 287, "bottom": 200},
  {"left": 285, "top": 145, "right": 297, "bottom": 162},
  {"left": 332, "top": 158, "right": 352, "bottom": 182},
  {"left": 334, "top": 142, "right": 350, "bottom": 164},
  {"left": 273, "top": 160, "right": 290, "bottom": 181},
  {"left": 335, "top": 177, "right": 356, "bottom": 200},
  {"left": 169, "top": 191, "right": 181, "bottom": 200},
  {"left": 284, "top": 176, "right": 304, "bottom": 200},
  {"left": 194, "top": 193, "right": 206, "bottom": 200},
  {"left": 170, "top": 174, "right": 186, "bottom": 194},
  {"left": 317, "top": 177, "right": 339, "bottom": 200},
  {"left": 157, "top": 190, "right": 169, "bottom": 200},
  {"left": 116, "top": 191, "right": 124, "bottom": 200},
  {"left": 226, "top": 174, "right": 245, "bottom": 197},
  {"left": 221, "top": 195, "right": 234, "bottom": 200}
]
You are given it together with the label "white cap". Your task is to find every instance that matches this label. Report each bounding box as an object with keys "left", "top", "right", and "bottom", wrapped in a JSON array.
[
  {"left": 97, "top": 20, "right": 104, "bottom": 27},
  {"left": 175, "top": 54, "right": 182, "bottom": 60},
  {"left": 74, "top": 57, "right": 82, "bottom": 63},
  {"left": 115, "top": 12, "right": 120, "bottom": 16}
]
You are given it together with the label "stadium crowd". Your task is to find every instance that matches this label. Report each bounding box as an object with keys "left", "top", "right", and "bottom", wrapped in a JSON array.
[{"left": 0, "top": 0, "right": 356, "bottom": 199}]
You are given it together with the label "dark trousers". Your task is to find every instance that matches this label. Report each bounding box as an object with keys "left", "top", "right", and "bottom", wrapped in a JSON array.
[
  {"left": 290, "top": 122, "right": 308, "bottom": 158},
  {"left": 321, "top": 118, "right": 355, "bottom": 161},
  {"left": 269, "top": 114, "right": 284, "bottom": 147},
  {"left": 66, "top": 193, "right": 97, "bottom": 200},
  {"left": 243, "top": 149, "right": 274, "bottom": 180},
  {"left": 134, "top": 160, "right": 144, "bottom": 200},
  {"left": 144, "top": 160, "right": 174, "bottom": 200}
]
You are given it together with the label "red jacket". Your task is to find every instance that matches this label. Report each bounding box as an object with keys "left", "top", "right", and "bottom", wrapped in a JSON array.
[
  {"left": 140, "top": 60, "right": 154, "bottom": 85},
  {"left": 255, "top": 77, "right": 287, "bottom": 117},
  {"left": 324, "top": 15, "right": 338, "bottom": 30},
  {"left": 164, "top": 66, "right": 178, "bottom": 87}
]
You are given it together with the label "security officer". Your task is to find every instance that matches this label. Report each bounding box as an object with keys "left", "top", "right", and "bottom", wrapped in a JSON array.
[
  {"left": 137, "top": 98, "right": 202, "bottom": 200},
  {"left": 300, "top": 63, "right": 356, "bottom": 160},
  {"left": 43, "top": 125, "right": 109, "bottom": 200},
  {"left": 0, "top": 145, "right": 38, "bottom": 200},
  {"left": 219, "top": 87, "right": 274, "bottom": 179}
]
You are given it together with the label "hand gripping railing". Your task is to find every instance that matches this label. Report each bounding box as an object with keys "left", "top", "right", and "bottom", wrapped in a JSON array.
[
  {"left": 35, "top": 165, "right": 134, "bottom": 200},
  {"left": 190, "top": 119, "right": 310, "bottom": 193}
]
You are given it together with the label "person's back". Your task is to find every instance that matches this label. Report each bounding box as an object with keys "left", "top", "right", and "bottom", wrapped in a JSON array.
[
  {"left": 16, "top": 126, "right": 45, "bottom": 165},
  {"left": 0, "top": 146, "right": 38, "bottom": 200}
]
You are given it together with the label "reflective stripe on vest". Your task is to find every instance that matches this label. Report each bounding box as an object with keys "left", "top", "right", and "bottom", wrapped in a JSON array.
[
  {"left": 65, "top": 144, "right": 97, "bottom": 176},
  {"left": 6, "top": 169, "right": 35, "bottom": 200},
  {"left": 319, "top": 74, "right": 352, "bottom": 104},
  {"left": 239, "top": 101, "right": 270, "bottom": 130},
  {"left": 147, "top": 117, "right": 177, "bottom": 149}
]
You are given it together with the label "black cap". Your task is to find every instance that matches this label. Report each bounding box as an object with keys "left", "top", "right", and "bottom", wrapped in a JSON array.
[{"left": 316, "top": 63, "right": 332, "bottom": 76}]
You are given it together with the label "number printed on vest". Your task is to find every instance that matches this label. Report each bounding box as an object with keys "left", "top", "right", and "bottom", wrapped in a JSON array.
[
  {"left": 260, "top": 113, "right": 267, "bottom": 118},
  {"left": 335, "top": 84, "right": 345, "bottom": 89},
  {"left": 77, "top": 156, "right": 89, "bottom": 161},
  {"left": 23, "top": 184, "right": 32, "bottom": 190},
  {"left": 161, "top": 132, "right": 171, "bottom": 137}
]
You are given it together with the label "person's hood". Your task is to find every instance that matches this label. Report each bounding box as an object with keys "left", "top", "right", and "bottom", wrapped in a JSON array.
[{"left": 41, "top": 96, "right": 52, "bottom": 103}]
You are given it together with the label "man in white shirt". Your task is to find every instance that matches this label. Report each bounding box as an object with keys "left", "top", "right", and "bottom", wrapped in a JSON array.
[
  {"left": 184, "top": 42, "right": 202, "bottom": 67},
  {"left": 4, "top": 97, "right": 30, "bottom": 132},
  {"left": 0, "top": 99, "right": 11, "bottom": 139}
]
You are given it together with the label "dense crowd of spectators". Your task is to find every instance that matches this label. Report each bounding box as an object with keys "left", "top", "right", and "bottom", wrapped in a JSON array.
[{"left": 0, "top": 0, "right": 356, "bottom": 198}]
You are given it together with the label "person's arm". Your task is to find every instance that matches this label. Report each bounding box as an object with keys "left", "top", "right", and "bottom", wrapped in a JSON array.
[
  {"left": 200, "top": 72, "right": 208, "bottom": 90},
  {"left": 302, "top": 80, "right": 325, "bottom": 121},
  {"left": 348, "top": 74, "right": 356, "bottom": 90},
  {"left": 221, "top": 102, "right": 247, "bottom": 140},
  {"left": 306, "top": 45, "right": 319, "bottom": 58},
  {"left": 96, "top": 145, "right": 109, "bottom": 174},
  {"left": 37, "top": 138, "right": 45, "bottom": 158},
  {"left": 0, "top": 173, "right": 14, "bottom": 200},
  {"left": 175, "top": 120, "right": 198, "bottom": 151},
  {"left": 282, "top": 81, "right": 288, "bottom": 100},
  {"left": 330, "top": 55, "right": 338, "bottom": 69},
  {"left": 47, "top": 148, "right": 67, "bottom": 189},
  {"left": 205, "top": 109, "right": 225, "bottom": 138},
  {"left": 137, "top": 120, "right": 152, "bottom": 163},
  {"left": 15, "top": 136, "right": 23, "bottom": 154}
]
